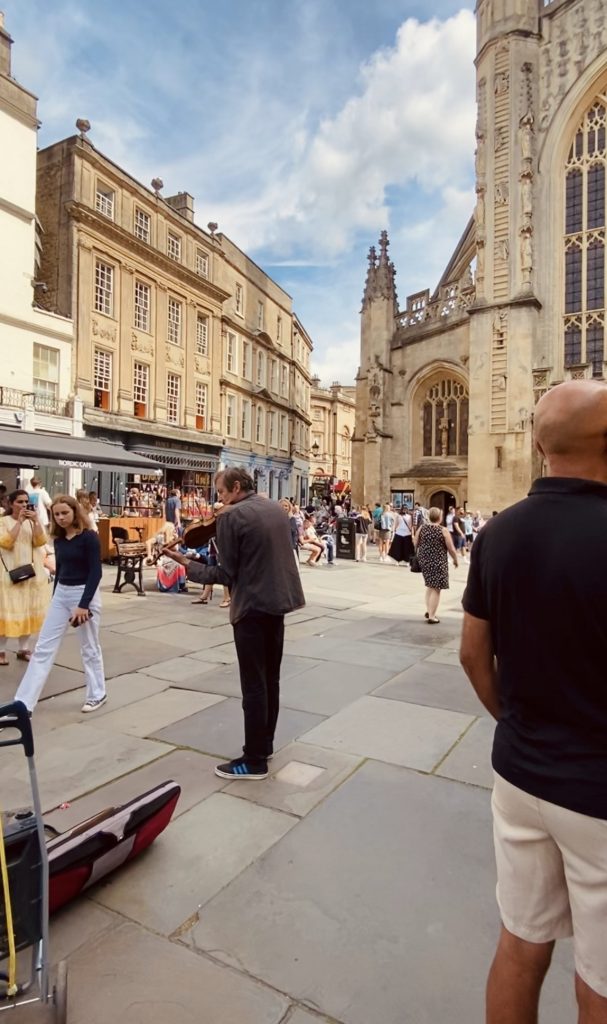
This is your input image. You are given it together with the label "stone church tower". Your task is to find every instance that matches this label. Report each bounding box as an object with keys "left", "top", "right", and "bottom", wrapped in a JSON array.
[{"left": 353, "top": 0, "right": 607, "bottom": 513}]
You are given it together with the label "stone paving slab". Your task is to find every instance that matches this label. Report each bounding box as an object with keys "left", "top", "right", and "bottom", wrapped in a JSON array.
[
  {"left": 48, "top": 899, "right": 123, "bottom": 963},
  {"left": 225, "top": 741, "right": 363, "bottom": 817},
  {"left": 187, "top": 762, "right": 575, "bottom": 1024},
  {"left": 285, "top": 636, "right": 427, "bottom": 673},
  {"left": 90, "top": 793, "right": 296, "bottom": 935},
  {"left": 370, "top": 618, "right": 463, "bottom": 649},
  {"left": 54, "top": 630, "right": 179, "bottom": 678},
  {"left": 435, "top": 716, "right": 495, "bottom": 790},
  {"left": 285, "top": 616, "right": 344, "bottom": 640},
  {"left": 153, "top": 699, "right": 325, "bottom": 758},
  {"left": 32, "top": 673, "right": 171, "bottom": 731},
  {"left": 424, "top": 649, "right": 462, "bottom": 666},
  {"left": 67, "top": 921, "right": 289, "bottom": 1024},
  {"left": 371, "top": 660, "right": 486, "bottom": 717},
  {"left": 184, "top": 643, "right": 237, "bottom": 665},
  {"left": 299, "top": 695, "right": 473, "bottom": 772},
  {"left": 45, "top": 748, "right": 227, "bottom": 832},
  {"left": 127, "top": 621, "right": 230, "bottom": 652},
  {"left": 280, "top": 661, "right": 398, "bottom": 716},
  {"left": 179, "top": 656, "right": 323, "bottom": 701},
  {"left": 0, "top": 723, "right": 167, "bottom": 810},
  {"left": 0, "top": 661, "right": 85, "bottom": 706},
  {"left": 138, "top": 656, "right": 217, "bottom": 683},
  {"left": 87, "top": 689, "right": 226, "bottom": 738},
  {"left": 285, "top": 1010, "right": 335, "bottom": 1024}
]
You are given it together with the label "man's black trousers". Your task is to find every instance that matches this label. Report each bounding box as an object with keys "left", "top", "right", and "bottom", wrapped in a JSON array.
[{"left": 232, "top": 612, "right": 285, "bottom": 764}]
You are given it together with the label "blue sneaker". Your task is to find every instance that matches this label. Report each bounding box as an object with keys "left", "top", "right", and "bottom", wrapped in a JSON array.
[{"left": 215, "top": 757, "right": 268, "bottom": 780}]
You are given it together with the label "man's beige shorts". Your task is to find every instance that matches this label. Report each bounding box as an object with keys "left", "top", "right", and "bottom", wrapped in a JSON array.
[{"left": 492, "top": 771, "right": 607, "bottom": 997}]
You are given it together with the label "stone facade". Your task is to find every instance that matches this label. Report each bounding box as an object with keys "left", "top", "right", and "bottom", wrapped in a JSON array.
[
  {"left": 354, "top": 0, "right": 607, "bottom": 514},
  {"left": 310, "top": 379, "right": 355, "bottom": 498}
]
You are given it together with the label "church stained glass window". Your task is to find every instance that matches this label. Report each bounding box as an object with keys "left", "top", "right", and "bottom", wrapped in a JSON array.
[
  {"left": 564, "top": 99, "right": 606, "bottom": 378},
  {"left": 422, "top": 379, "right": 469, "bottom": 458}
]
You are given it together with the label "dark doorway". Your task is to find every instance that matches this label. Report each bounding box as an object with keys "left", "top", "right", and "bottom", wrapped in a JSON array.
[{"left": 429, "top": 490, "right": 457, "bottom": 519}]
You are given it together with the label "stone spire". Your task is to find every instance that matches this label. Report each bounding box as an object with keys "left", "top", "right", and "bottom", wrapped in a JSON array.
[
  {"left": 361, "top": 245, "right": 378, "bottom": 310},
  {"left": 362, "top": 233, "right": 397, "bottom": 309}
]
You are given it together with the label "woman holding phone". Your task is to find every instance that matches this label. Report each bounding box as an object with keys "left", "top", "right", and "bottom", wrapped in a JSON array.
[
  {"left": 14, "top": 495, "right": 107, "bottom": 713},
  {"left": 0, "top": 490, "right": 49, "bottom": 665}
]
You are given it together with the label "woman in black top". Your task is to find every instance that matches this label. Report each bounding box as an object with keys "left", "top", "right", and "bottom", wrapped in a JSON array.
[{"left": 14, "top": 495, "right": 107, "bottom": 714}]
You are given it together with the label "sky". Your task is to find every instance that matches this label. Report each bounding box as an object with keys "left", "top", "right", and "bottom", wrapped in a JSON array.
[{"left": 3, "top": 0, "right": 477, "bottom": 385}]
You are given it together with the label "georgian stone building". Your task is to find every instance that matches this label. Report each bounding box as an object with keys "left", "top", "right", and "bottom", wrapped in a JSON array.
[
  {"left": 353, "top": 0, "right": 607, "bottom": 514},
  {"left": 310, "top": 379, "right": 356, "bottom": 500}
]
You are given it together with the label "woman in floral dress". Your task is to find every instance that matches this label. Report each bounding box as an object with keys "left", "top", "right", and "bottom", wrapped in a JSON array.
[{"left": 0, "top": 490, "right": 50, "bottom": 664}]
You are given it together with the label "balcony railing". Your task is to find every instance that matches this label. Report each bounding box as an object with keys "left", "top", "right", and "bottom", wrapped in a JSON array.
[
  {"left": 0, "top": 387, "right": 72, "bottom": 418},
  {"left": 396, "top": 272, "right": 476, "bottom": 332}
]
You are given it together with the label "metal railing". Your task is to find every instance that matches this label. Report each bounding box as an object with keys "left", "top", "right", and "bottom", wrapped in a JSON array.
[{"left": 0, "top": 387, "right": 72, "bottom": 418}]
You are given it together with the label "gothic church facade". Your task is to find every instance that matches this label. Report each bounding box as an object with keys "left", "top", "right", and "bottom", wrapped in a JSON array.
[{"left": 353, "top": 0, "right": 607, "bottom": 513}]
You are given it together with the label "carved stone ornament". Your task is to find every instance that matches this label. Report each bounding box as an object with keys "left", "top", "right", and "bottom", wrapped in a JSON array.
[
  {"left": 494, "top": 72, "right": 509, "bottom": 96},
  {"left": 78, "top": 236, "right": 94, "bottom": 251},
  {"left": 540, "top": 0, "right": 605, "bottom": 132},
  {"left": 495, "top": 181, "right": 509, "bottom": 205},
  {"left": 520, "top": 230, "right": 533, "bottom": 286},
  {"left": 165, "top": 344, "right": 185, "bottom": 367},
  {"left": 131, "top": 331, "right": 153, "bottom": 355},
  {"left": 195, "top": 357, "right": 205, "bottom": 373},
  {"left": 496, "top": 239, "right": 509, "bottom": 262},
  {"left": 493, "top": 310, "right": 507, "bottom": 345},
  {"left": 91, "top": 318, "right": 117, "bottom": 343}
]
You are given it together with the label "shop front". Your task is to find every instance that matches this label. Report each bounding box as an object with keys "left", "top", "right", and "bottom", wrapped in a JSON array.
[
  {"left": 221, "top": 448, "right": 294, "bottom": 502},
  {"left": 125, "top": 438, "right": 220, "bottom": 520}
]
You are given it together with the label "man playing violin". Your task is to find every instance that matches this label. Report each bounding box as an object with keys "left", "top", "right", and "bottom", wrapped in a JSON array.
[{"left": 162, "top": 466, "right": 305, "bottom": 780}]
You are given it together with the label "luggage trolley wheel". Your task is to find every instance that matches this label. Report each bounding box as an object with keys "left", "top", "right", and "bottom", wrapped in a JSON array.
[{"left": 52, "top": 960, "right": 68, "bottom": 1024}]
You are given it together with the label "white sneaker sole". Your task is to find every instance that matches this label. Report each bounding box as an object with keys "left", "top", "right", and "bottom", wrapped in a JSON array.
[
  {"left": 214, "top": 767, "right": 268, "bottom": 780},
  {"left": 81, "top": 697, "right": 107, "bottom": 713}
]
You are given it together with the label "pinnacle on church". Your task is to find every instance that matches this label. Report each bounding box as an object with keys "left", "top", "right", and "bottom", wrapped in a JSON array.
[
  {"left": 362, "top": 245, "right": 378, "bottom": 309},
  {"left": 378, "top": 229, "right": 390, "bottom": 266},
  {"left": 362, "top": 232, "right": 397, "bottom": 309}
]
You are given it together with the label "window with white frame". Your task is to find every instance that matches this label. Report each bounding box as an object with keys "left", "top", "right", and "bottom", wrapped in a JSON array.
[
  {"left": 226, "top": 330, "right": 237, "bottom": 372},
  {"left": 167, "top": 372, "right": 181, "bottom": 424},
  {"left": 242, "top": 340, "right": 252, "bottom": 379},
  {"left": 33, "top": 343, "right": 59, "bottom": 402},
  {"left": 94, "top": 260, "right": 113, "bottom": 316},
  {"left": 257, "top": 301, "right": 264, "bottom": 329},
  {"left": 167, "top": 297, "right": 182, "bottom": 345},
  {"left": 280, "top": 363, "right": 288, "bottom": 397},
  {"left": 196, "top": 314, "right": 209, "bottom": 356},
  {"left": 280, "top": 414, "right": 288, "bottom": 451},
  {"left": 95, "top": 184, "right": 114, "bottom": 219},
  {"left": 256, "top": 405, "right": 264, "bottom": 443},
  {"left": 195, "top": 381, "right": 208, "bottom": 429},
  {"left": 235, "top": 283, "right": 244, "bottom": 315},
  {"left": 167, "top": 231, "right": 181, "bottom": 262},
  {"left": 93, "top": 348, "right": 112, "bottom": 410},
  {"left": 196, "top": 249, "right": 209, "bottom": 277},
  {"left": 241, "top": 398, "right": 251, "bottom": 440},
  {"left": 270, "top": 359, "right": 278, "bottom": 392},
  {"left": 226, "top": 393, "right": 236, "bottom": 437},
  {"left": 269, "top": 410, "right": 277, "bottom": 447},
  {"left": 134, "top": 208, "right": 150, "bottom": 243},
  {"left": 134, "top": 280, "right": 151, "bottom": 332},
  {"left": 133, "top": 362, "right": 149, "bottom": 417},
  {"left": 257, "top": 350, "right": 265, "bottom": 387}
]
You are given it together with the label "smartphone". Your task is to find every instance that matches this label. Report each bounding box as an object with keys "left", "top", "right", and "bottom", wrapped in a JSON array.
[
  {"left": 70, "top": 611, "right": 93, "bottom": 628},
  {"left": 27, "top": 503, "right": 36, "bottom": 512}
]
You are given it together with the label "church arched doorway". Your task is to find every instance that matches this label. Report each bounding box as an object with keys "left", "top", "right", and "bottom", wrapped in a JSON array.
[{"left": 429, "top": 490, "right": 457, "bottom": 518}]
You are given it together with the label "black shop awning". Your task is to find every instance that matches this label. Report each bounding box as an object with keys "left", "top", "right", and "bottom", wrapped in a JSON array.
[
  {"left": 127, "top": 444, "right": 219, "bottom": 472},
  {"left": 0, "top": 427, "right": 162, "bottom": 474}
]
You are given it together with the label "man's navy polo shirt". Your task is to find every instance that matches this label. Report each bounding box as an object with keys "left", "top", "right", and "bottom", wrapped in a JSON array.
[{"left": 463, "top": 477, "right": 607, "bottom": 819}]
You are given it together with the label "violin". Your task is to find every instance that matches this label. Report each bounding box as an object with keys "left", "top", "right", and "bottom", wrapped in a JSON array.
[{"left": 181, "top": 511, "right": 220, "bottom": 549}]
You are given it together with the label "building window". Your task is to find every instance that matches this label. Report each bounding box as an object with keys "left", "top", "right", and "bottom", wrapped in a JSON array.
[
  {"left": 257, "top": 350, "right": 265, "bottom": 387},
  {"left": 94, "top": 260, "right": 113, "bottom": 316},
  {"left": 167, "top": 231, "right": 182, "bottom": 262},
  {"left": 563, "top": 98, "right": 606, "bottom": 377},
  {"left": 33, "top": 343, "right": 59, "bottom": 403},
  {"left": 422, "top": 378, "right": 469, "bottom": 458},
  {"left": 280, "top": 363, "right": 288, "bottom": 397},
  {"left": 226, "top": 393, "right": 236, "bottom": 437},
  {"left": 134, "top": 208, "right": 150, "bottom": 243},
  {"left": 195, "top": 381, "right": 208, "bottom": 430},
  {"left": 280, "top": 414, "right": 288, "bottom": 450},
  {"left": 196, "top": 314, "right": 209, "bottom": 356},
  {"left": 167, "top": 297, "right": 182, "bottom": 345},
  {"left": 235, "top": 283, "right": 244, "bottom": 315},
  {"left": 269, "top": 410, "right": 277, "bottom": 447},
  {"left": 277, "top": 315, "right": 282, "bottom": 343},
  {"left": 167, "top": 372, "right": 181, "bottom": 424},
  {"left": 196, "top": 248, "right": 209, "bottom": 277},
  {"left": 133, "top": 362, "right": 149, "bottom": 418},
  {"left": 241, "top": 398, "right": 251, "bottom": 440},
  {"left": 226, "top": 330, "right": 237, "bottom": 372},
  {"left": 256, "top": 405, "right": 264, "bottom": 443},
  {"left": 95, "top": 184, "right": 114, "bottom": 219},
  {"left": 314, "top": 408, "right": 322, "bottom": 421},
  {"left": 257, "top": 301, "right": 264, "bottom": 329},
  {"left": 134, "top": 280, "right": 151, "bottom": 332},
  {"left": 93, "top": 349, "right": 112, "bottom": 411},
  {"left": 270, "top": 359, "right": 278, "bottom": 393},
  {"left": 242, "top": 340, "right": 252, "bottom": 379}
]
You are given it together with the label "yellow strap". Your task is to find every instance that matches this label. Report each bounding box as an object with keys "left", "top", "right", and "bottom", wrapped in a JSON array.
[{"left": 0, "top": 805, "right": 17, "bottom": 996}]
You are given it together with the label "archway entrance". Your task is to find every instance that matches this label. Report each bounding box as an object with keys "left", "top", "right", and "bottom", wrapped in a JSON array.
[{"left": 429, "top": 490, "right": 457, "bottom": 518}]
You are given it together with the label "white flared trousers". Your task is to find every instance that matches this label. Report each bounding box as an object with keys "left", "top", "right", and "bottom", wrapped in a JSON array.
[{"left": 15, "top": 584, "right": 105, "bottom": 712}]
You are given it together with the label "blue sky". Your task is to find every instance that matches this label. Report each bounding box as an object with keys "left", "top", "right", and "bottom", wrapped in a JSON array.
[{"left": 4, "top": 0, "right": 477, "bottom": 383}]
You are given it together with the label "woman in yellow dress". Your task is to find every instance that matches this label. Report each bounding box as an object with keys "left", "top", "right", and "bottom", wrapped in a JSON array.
[{"left": 0, "top": 489, "right": 50, "bottom": 664}]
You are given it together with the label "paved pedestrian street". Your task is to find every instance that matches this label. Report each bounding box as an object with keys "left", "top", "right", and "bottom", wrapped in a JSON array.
[{"left": 0, "top": 556, "right": 575, "bottom": 1023}]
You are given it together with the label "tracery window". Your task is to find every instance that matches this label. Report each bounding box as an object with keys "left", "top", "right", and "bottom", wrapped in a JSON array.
[
  {"left": 422, "top": 379, "right": 469, "bottom": 458},
  {"left": 563, "top": 98, "right": 606, "bottom": 378}
]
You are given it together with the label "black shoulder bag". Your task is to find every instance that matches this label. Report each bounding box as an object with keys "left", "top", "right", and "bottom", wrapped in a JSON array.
[{"left": 0, "top": 524, "right": 36, "bottom": 583}]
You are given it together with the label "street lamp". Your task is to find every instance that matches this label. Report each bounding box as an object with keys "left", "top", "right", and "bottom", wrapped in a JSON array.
[{"left": 311, "top": 440, "right": 320, "bottom": 458}]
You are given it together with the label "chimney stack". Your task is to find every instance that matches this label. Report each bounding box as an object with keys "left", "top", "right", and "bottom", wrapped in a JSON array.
[{"left": 165, "top": 191, "right": 195, "bottom": 223}]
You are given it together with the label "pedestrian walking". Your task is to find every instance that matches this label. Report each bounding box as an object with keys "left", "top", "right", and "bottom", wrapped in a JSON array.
[
  {"left": 459, "top": 379, "right": 607, "bottom": 1023},
  {"left": 388, "top": 508, "right": 413, "bottom": 564},
  {"left": 162, "top": 467, "right": 305, "bottom": 780},
  {"left": 26, "top": 477, "right": 52, "bottom": 529},
  {"left": 377, "top": 503, "right": 395, "bottom": 562},
  {"left": 413, "top": 507, "right": 458, "bottom": 623},
  {"left": 0, "top": 490, "right": 50, "bottom": 665},
  {"left": 14, "top": 495, "right": 106, "bottom": 713}
]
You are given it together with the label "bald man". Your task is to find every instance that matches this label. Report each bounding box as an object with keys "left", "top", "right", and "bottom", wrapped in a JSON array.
[{"left": 460, "top": 380, "right": 607, "bottom": 1023}]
